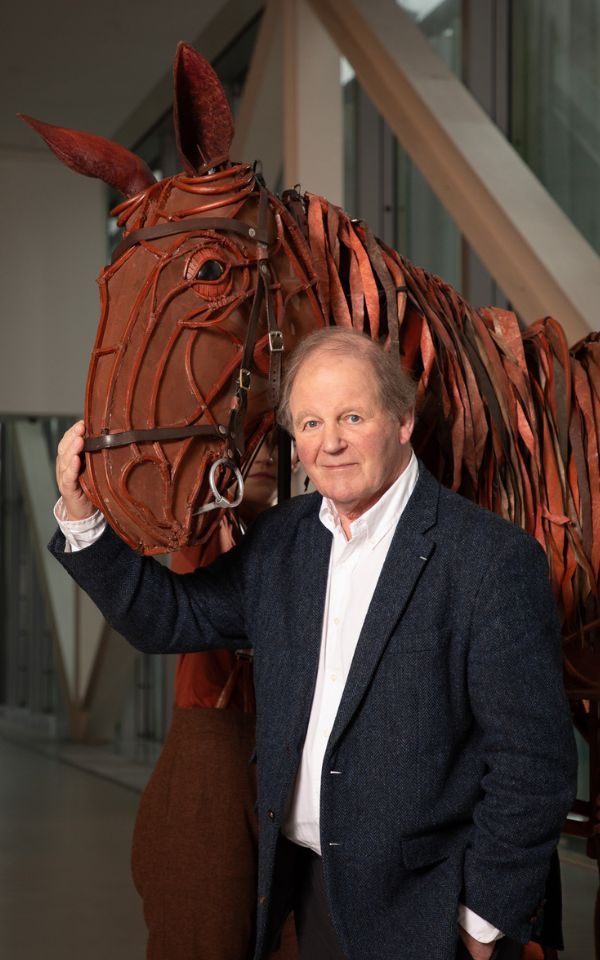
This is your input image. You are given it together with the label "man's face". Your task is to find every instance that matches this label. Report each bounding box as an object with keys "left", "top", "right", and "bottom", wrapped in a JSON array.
[{"left": 289, "top": 351, "right": 414, "bottom": 524}]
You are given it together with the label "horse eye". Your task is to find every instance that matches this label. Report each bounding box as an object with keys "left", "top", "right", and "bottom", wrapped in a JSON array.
[{"left": 195, "top": 260, "right": 225, "bottom": 281}]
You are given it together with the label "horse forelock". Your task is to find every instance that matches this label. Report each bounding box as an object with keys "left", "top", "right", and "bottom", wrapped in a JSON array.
[{"left": 110, "top": 163, "right": 257, "bottom": 235}]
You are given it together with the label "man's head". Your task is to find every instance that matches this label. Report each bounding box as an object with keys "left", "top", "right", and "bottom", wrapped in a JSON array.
[{"left": 277, "top": 329, "right": 416, "bottom": 527}]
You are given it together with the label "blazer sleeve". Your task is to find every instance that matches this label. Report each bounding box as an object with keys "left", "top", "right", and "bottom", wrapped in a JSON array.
[
  {"left": 461, "top": 532, "right": 577, "bottom": 942},
  {"left": 47, "top": 522, "right": 254, "bottom": 655}
]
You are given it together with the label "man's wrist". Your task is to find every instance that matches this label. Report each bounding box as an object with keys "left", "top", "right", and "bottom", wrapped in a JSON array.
[{"left": 54, "top": 497, "right": 106, "bottom": 552}]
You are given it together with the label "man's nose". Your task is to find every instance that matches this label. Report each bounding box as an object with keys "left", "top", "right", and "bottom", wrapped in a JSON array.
[{"left": 321, "top": 423, "right": 346, "bottom": 453}]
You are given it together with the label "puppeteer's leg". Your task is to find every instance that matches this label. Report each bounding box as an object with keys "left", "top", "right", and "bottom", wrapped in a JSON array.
[{"left": 132, "top": 706, "right": 260, "bottom": 960}]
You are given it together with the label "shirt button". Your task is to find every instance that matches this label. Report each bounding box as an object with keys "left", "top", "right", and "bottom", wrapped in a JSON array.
[
  {"left": 330, "top": 674, "right": 337, "bottom": 682},
  {"left": 333, "top": 617, "right": 340, "bottom": 625}
]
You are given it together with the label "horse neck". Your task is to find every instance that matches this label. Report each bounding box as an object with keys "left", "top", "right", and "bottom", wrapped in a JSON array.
[{"left": 300, "top": 192, "right": 405, "bottom": 342}]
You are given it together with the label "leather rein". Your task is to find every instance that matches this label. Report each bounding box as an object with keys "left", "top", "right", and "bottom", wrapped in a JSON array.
[{"left": 83, "top": 184, "right": 283, "bottom": 516}]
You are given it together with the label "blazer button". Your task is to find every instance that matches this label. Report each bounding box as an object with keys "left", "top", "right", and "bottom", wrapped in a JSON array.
[
  {"left": 259, "top": 895, "right": 268, "bottom": 906},
  {"left": 266, "top": 809, "right": 275, "bottom": 822}
]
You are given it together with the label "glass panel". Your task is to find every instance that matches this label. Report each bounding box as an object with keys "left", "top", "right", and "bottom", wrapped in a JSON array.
[
  {"left": 0, "top": 418, "right": 62, "bottom": 725},
  {"left": 512, "top": 0, "right": 600, "bottom": 253},
  {"left": 343, "top": 1, "right": 463, "bottom": 290},
  {"left": 396, "top": 0, "right": 462, "bottom": 287}
]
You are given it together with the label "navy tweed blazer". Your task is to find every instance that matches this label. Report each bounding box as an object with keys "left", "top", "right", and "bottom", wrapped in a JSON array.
[{"left": 48, "top": 464, "right": 577, "bottom": 960}]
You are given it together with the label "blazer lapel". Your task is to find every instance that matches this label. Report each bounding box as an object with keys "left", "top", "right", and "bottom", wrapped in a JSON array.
[{"left": 327, "top": 466, "right": 440, "bottom": 753}]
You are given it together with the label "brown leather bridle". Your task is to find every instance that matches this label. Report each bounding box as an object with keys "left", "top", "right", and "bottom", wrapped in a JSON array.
[{"left": 83, "top": 184, "right": 284, "bottom": 515}]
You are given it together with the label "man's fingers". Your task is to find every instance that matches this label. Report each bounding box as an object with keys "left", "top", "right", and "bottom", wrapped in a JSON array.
[
  {"left": 56, "top": 438, "right": 85, "bottom": 485},
  {"left": 61, "top": 453, "right": 84, "bottom": 487},
  {"left": 58, "top": 452, "right": 85, "bottom": 486},
  {"left": 57, "top": 420, "right": 85, "bottom": 457},
  {"left": 55, "top": 421, "right": 95, "bottom": 520}
]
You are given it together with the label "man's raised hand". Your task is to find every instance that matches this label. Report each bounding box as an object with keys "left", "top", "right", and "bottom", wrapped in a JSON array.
[{"left": 56, "top": 421, "right": 95, "bottom": 521}]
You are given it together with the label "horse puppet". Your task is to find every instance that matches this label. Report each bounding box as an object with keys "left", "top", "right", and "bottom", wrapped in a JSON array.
[{"left": 21, "top": 45, "right": 600, "bottom": 700}]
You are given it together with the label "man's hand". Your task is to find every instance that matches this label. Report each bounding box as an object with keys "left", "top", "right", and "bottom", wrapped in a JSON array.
[
  {"left": 56, "top": 420, "right": 95, "bottom": 521},
  {"left": 458, "top": 927, "right": 496, "bottom": 960}
]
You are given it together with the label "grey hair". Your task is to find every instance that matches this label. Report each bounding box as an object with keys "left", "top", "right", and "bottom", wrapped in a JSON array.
[{"left": 277, "top": 328, "right": 416, "bottom": 434}]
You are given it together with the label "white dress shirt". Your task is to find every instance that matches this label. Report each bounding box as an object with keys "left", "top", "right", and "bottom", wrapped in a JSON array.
[
  {"left": 54, "top": 498, "right": 106, "bottom": 552},
  {"left": 54, "top": 453, "right": 500, "bottom": 942},
  {"left": 282, "top": 452, "right": 419, "bottom": 851}
]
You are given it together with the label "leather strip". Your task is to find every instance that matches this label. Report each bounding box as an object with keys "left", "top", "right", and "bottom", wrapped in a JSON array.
[
  {"left": 111, "top": 215, "right": 273, "bottom": 263},
  {"left": 84, "top": 423, "right": 226, "bottom": 452},
  {"left": 281, "top": 189, "right": 309, "bottom": 242},
  {"left": 226, "top": 185, "right": 281, "bottom": 459}
]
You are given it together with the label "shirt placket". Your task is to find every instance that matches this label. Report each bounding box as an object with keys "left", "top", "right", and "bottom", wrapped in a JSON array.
[{"left": 323, "top": 535, "right": 363, "bottom": 718}]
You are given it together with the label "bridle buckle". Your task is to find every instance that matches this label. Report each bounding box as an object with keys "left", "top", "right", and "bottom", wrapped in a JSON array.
[
  {"left": 268, "top": 330, "right": 284, "bottom": 353},
  {"left": 238, "top": 368, "right": 251, "bottom": 390}
]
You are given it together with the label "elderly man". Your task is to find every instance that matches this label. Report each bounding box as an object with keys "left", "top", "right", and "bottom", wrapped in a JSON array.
[{"left": 51, "top": 328, "right": 576, "bottom": 960}]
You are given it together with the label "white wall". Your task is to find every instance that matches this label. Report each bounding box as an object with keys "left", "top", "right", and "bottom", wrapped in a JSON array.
[{"left": 0, "top": 148, "right": 107, "bottom": 416}]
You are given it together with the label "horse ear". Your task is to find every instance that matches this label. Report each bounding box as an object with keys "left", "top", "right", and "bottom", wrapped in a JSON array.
[
  {"left": 18, "top": 114, "right": 157, "bottom": 198},
  {"left": 173, "top": 42, "right": 234, "bottom": 174}
]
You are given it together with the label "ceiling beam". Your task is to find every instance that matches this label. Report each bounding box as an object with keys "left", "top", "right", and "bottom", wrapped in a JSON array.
[
  {"left": 283, "top": 0, "right": 343, "bottom": 205},
  {"left": 308, "top": 0, "right": 599, "bottom": 340}
]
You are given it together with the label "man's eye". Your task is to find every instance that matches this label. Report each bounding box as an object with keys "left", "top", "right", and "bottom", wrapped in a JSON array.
[
  {"left": 195, "top": 260, "right": 225, "bottom": 281},
  {"left": 347, "top": 414, "right": 361, "bottom": 423},
  {"left": 303, "top": 420, "right": 319, "bottom": 430}
]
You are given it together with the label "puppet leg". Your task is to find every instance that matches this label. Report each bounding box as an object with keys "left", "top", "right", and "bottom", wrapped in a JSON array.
[{"left": 131, "top": 706, "right": 259, "bottom": 960}]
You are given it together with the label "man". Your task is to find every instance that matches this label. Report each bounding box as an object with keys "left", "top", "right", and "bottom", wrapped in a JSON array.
[{"left": 51, "top": 328, "right": 576, "bottom": 960}]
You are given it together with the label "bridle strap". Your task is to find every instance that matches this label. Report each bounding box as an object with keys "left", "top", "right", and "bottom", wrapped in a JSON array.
[
  {"left": 281, "top": 188, "right": 309, "bottom": 242},
  {"left": 226, "top": 186, "right": 281, "bottom": 459},
  {"left": 84, "top": 423, "right": 227, "bottom": 452},
  {"left": 111, "top": 216, "right": 273, "bottom": 263}
]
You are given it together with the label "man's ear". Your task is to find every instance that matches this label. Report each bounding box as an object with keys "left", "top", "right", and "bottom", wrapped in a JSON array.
[{"left": 398, "top": 408, "right": 415, "bottom": 445}]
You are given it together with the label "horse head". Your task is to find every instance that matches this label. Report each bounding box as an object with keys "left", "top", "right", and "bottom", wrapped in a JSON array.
[{"left": 22, "top": 43, "right": 324, "bottom": 554}]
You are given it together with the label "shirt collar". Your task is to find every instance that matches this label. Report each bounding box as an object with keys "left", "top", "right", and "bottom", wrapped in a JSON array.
[{"left": 318, "top": 451, "right": 419, "bottom": 546}]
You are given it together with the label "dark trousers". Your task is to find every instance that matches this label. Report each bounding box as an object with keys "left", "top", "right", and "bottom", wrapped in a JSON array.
[
  {"left": 269, "top": 836, "right": 523, "bottom": 960},
  {"left": 267, "top": 837, "right": 347, "bottom": 960}
]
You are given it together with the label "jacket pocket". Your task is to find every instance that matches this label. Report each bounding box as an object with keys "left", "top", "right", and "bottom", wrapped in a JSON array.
[{"left": 400, "top": 824, "right": 472, "bottom": 870}]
